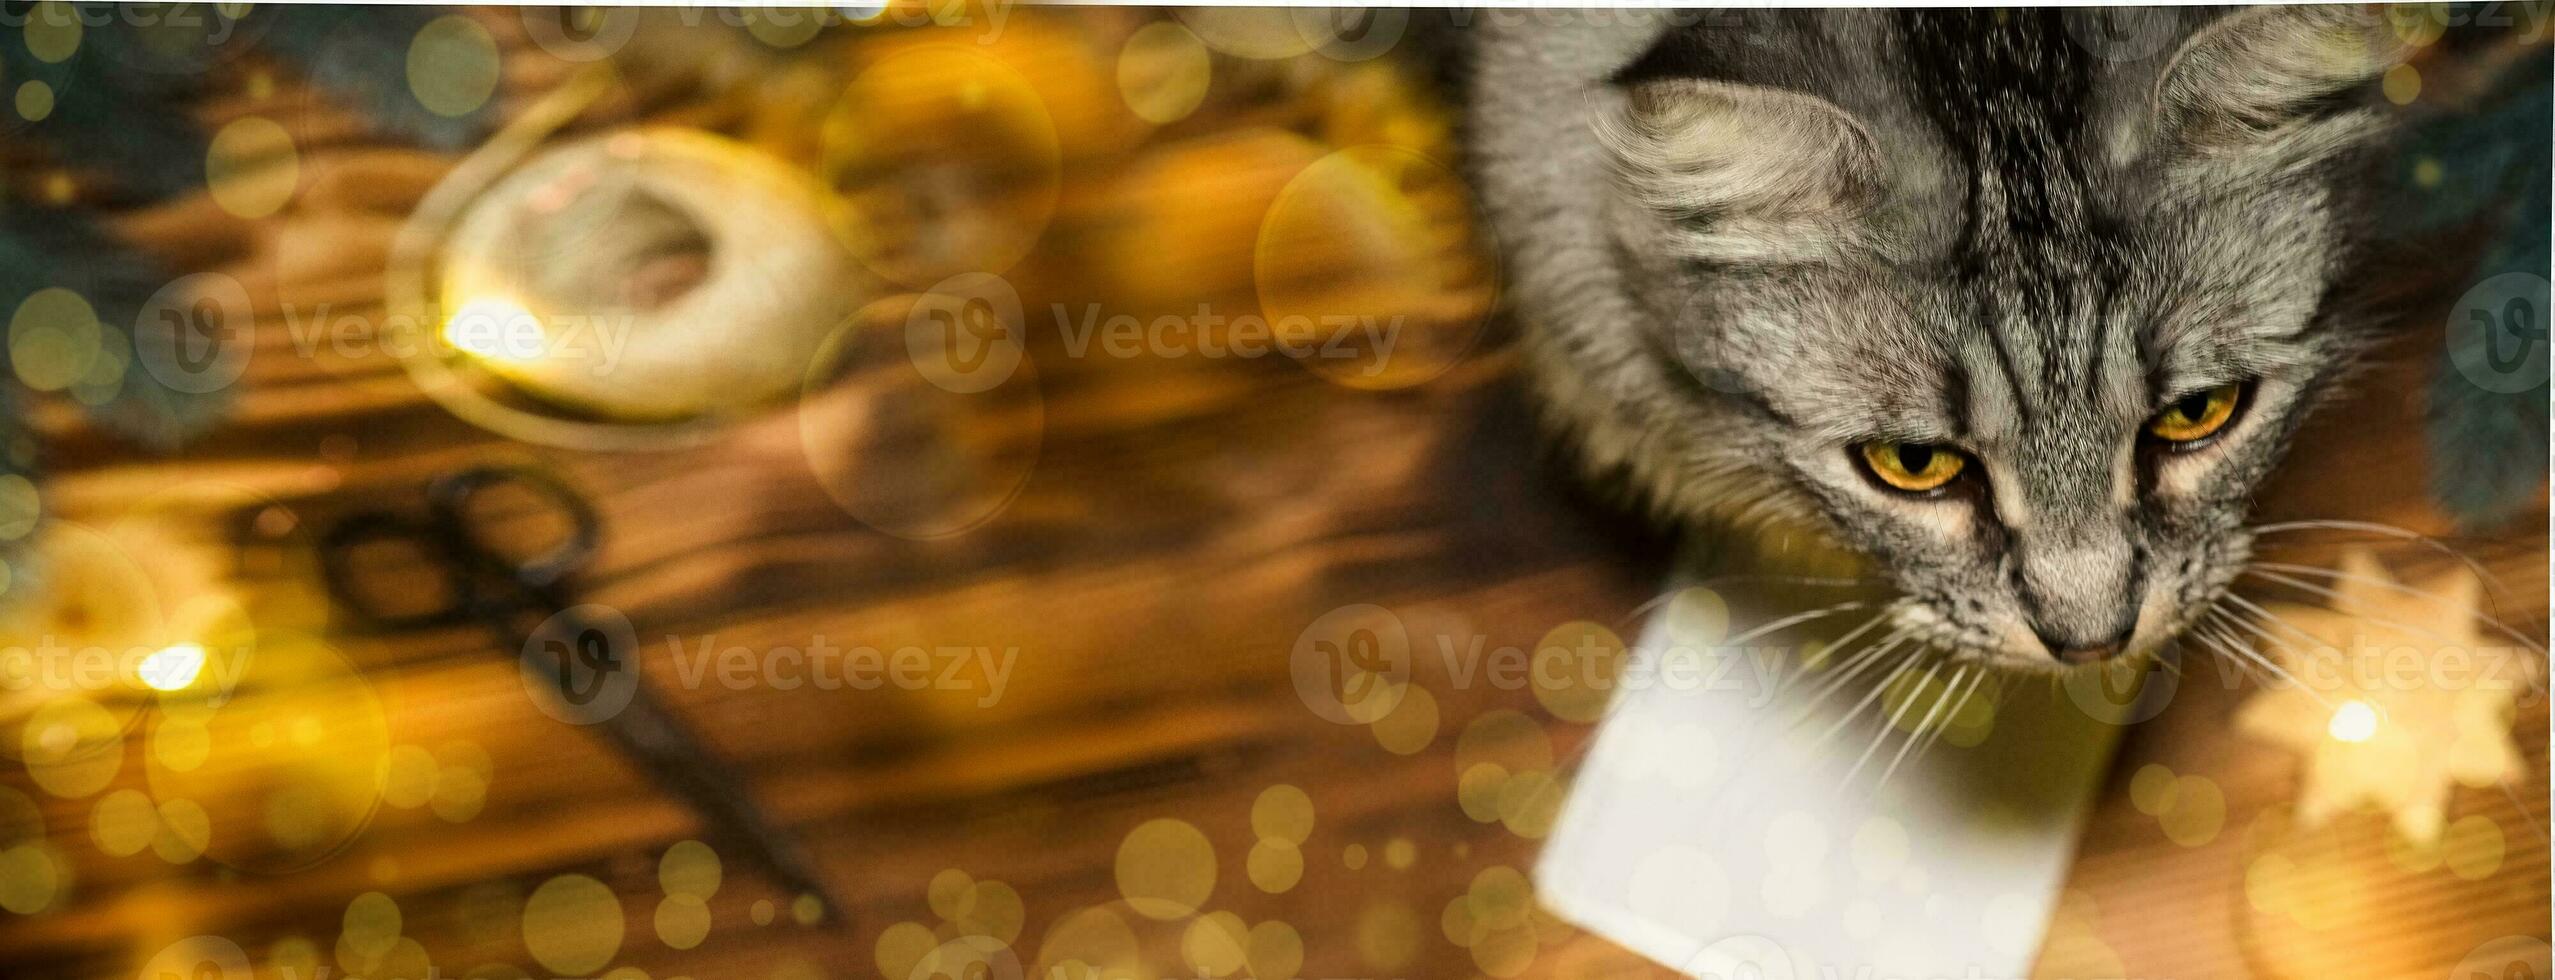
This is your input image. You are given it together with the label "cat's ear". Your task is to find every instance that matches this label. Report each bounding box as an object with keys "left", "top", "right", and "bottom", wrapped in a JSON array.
[
  {"left": 1596, "top": 79, "right": 1886, "bottom": 263},
  {"left": 2147, "top": 6, "right": 2411, "bottom": 157}
]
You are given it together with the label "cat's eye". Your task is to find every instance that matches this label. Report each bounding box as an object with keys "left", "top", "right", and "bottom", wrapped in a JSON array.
[
  {"left": 2147, "top": 383, "right": 2244, "bottom": 445},
  {"left": 1857, "top": 442, "right": 1966, "bottom": 493}
]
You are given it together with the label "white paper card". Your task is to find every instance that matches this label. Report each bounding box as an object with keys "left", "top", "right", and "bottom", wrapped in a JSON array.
[{"left": 1536, "top": 582, "right": 2128, "bottom": 980}]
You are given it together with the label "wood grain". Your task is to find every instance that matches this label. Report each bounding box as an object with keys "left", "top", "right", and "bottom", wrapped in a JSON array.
[{"left": 0, "top": 9, "right": 2543, "bottom": 980}]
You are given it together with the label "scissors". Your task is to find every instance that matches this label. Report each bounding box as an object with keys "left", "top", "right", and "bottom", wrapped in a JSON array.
[{"left": 320, "top": 464, "right": 845, "bottom": 923}]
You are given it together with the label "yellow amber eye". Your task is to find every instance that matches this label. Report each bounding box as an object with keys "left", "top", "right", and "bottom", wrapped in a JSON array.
[
  {"left": 1858, "top": 442, "right": 1966, "bottom": 493},
  {"left": 2149, "top": 383, "right": 2243, "bottom": 443}
]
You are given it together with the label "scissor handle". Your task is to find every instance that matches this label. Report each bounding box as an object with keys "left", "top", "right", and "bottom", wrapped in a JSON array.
[
  {"left": 319, "top": 511, "right": 468, "bottom": 631},
  {"left": 426, "top": 465, "right": 602, "bottom": 590}
]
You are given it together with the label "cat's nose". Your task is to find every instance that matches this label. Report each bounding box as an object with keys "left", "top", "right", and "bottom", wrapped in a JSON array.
[{"left": 2035, "top": 624, "right": 2134, "bottom": 664}]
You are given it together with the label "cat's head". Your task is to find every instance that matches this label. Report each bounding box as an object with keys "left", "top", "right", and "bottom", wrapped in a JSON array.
[{"left": 1526, "top": 8, "right": 2410, "bottom": 670}]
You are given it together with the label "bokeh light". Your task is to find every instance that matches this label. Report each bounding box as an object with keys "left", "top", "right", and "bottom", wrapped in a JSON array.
[
  {"left": 1115, "top": 817, "right": 1216, "bottom": 920},
  {"left": 138, "top": 644, "right": 206, "bottom": 693},
  {"left": 206, "top": 116, "right": 301, "bottom": 219},
  {"left": 2328, "top": 699, "right": 2380, "bottom": 743}
]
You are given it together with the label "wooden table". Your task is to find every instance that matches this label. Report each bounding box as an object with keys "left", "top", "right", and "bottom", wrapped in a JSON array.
[{"left": 2, "top": 8, "right": 2543, "bottom": 980}]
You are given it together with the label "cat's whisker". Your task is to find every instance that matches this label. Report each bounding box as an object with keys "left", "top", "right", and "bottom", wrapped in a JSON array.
[
  {"left": 2184, "top": 614, "right": 2263, "bottom": 683},
  {"left": 2149, "top": 652, "right": 2185, "bottom": 680},
  {"left": 1619, "top": 575, "right": 1880, "bottom": 626},
  {"left": 1842, "top": 659, "right": 1944, "bottom": 787},
  {"left": 2187, "top": 616, "right": 2278, "bottom": 689},
  {"left": 2247, "top": 561, "right": 2547, "bottom": 685},
  {"left": 2217, "top": 592, "right": 2335, "bottom": 654},
  {"left": 1717, "top": 600, "right": 1876, "bottom": 651},
  {"left": 2206, "top": 600, "right": 2339, "bottom": 708},
  {"left": 2197, "top": 607, "right": 2292, "bottom": 682},
  {"left": 2211, "top": 620, "right": 2303, "bottom": 691},
  {"left": 2207, "top": 634, "right": 2289, "bottom": 693},
  {"left": 1788, "top": 628, "right": 1914, "bottom": 721},
  {"left": 1795, "top": 642, "right": 1908, "bottom": 723},
  {"left": 2192, "top": 608, "right": 2272, "bottom": 679},
  {"left": 1907, "top": 665, "right": 1994, "bottom": 774},
  {"left": 2493, "top": 777, "right": 2550, "bottom": 841},
  {"left": 1661, "top": 601, "right": 1886, "bottom": 722},
  {"left": 1773, "top": 608, "right": 1899, "bottom": 698},
  {"left": 2245, "top": 519, "right": 2509, "bottom": 597},
  {"left": 2240, "top": 566, "right": 2548, "bottom": 658},
  {"left": 2247, "top": 558, "right": 2520, "bottom": 618},
  {"left": 1620, "top": 591, "right": 1678, "bottom": 626},
  {"left": 1876, "top": 664, "right": 1982, "bottom": 790},
  {"left": 1704, "top": 573, "right": 1877, "bottom": 589},
  {"left": 1802, "top": 643, "right": 1926, "bottom": 753}
]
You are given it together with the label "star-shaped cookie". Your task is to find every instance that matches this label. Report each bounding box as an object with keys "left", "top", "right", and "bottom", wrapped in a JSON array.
[{"left": 2232, "top": 546, "right": 2531, "bottom": 842}]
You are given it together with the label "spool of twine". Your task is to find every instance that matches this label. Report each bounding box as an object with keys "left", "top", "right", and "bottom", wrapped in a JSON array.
[{"left": 435, "top": 127, "right": 870, "bottom": 422}]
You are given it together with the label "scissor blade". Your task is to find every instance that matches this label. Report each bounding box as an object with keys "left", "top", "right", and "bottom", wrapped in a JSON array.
[{"left": 582, "top": 676, "right": 846, "bottom": 923}]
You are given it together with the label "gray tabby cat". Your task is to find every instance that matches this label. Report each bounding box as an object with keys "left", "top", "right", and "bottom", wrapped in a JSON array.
[{"left": 1468, "top": 8, "right": 2410, "bottom": 670}]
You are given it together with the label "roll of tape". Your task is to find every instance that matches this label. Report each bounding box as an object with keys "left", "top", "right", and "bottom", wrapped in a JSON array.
[{"left": 435, "top": 127, "right": 871, "bottom": 422}]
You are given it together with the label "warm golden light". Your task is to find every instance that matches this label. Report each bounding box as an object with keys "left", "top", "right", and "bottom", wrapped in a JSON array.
[
  {"left": 441, "top": 297, "right": 543, "bottom": 362},
  {"left": 139, "top": 643, "right": 206, "bottom": 692},
  {"left": 2328, "top": 699, "right": 2379, "bottom": 744}
]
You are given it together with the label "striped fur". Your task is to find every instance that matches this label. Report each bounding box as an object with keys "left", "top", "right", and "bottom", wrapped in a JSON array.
[{"left": 1468, "top": 7, "right": 2407, "bottom": 669}]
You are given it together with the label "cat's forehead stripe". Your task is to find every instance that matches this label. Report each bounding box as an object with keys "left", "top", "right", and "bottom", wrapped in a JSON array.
[{"left": 1897, "top": 11, "right": 2097, "bottom": 254}]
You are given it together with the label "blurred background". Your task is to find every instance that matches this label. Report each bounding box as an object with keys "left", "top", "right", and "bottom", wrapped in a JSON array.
[{"left": 0, "top": 4, "right": 2546, "bottom": 979}]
